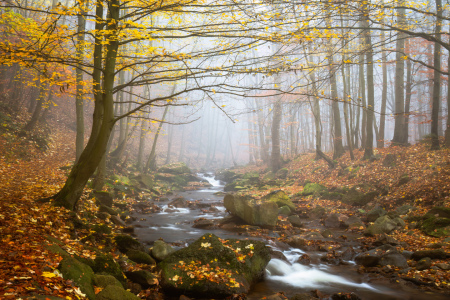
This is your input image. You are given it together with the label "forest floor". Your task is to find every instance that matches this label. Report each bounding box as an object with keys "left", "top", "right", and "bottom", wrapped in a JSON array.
[{"left": 1, "top": 106, "right": 450, "bottom": 299}]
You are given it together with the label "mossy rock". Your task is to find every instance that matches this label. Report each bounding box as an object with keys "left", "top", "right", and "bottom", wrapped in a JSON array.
[
  {"left": 127, "top": 250, "right": 156, "bottom": 265},
  {"left": 111, "top": 175, "right": 131, "bottom": 185},
  {"left": 425, "top": 207, "right": 450, "bottom": 219},
  {"left": 275, "top": 168, "right": 288, "bottom": 179},
  {"left": 215, "top": 169, "right": 241, "bottom": 183},
  {"left": 92, "top": 224, "right": 112, "bottom": 235},
  {"left": 115, "top": 234, "right": 144, "bottom": 253},
  {"left": 96, "top": 285, "right": 140, "bottom": 300},
  {"left": 125, "top": 270, "right": 159, "bottom": 288},
  {"left": 263, "top": 190, "right": 295, "bottom": 211},
  {"left": 419, "top": 216, "right": 450, "bottom": 237},
  {"left": 93, "top": 253, "right": 126, "bottom": 284},
  {"left": 341, "top": 188, "right": 378, "bottom": 207},
  {"left": 99, "top": 204, "right": 119, "bottom": 216},
  {"left": 94, "top": 191, "right": 114, "bottom": 207},
  {"left": 224, "top": 180, "right": 248, "bottom": 192},
  {"left": 93, "top": 274, "right": 123, "bottom": 288},
  {"left": 301, "top": 183, "right": 327, "bottom": 196},
  {"left": 159, "top": 233, "right": 270, "bottom": 298},
  {"left": 321, "top": 191, "right": 343, "bottom": 200},
  {"left": 58, "top": 257, "right": 95, "bottom": 299},
  {"left": 152, "top": 240, "right": 175, "bottom": 261},
  {"left": 278, "top": 205, "right": 292, "bottom": 216},
  {"left": 158, "top": 162, "right": 191, "bottom": 175}
]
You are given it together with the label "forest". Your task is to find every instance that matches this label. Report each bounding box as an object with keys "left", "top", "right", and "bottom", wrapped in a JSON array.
[{"left": 0, "top": 0, "right": 450, "bottom": 299}]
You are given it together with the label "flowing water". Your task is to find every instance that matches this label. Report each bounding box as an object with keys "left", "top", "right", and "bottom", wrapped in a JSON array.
[{"left": 131, "top": 174, "right": 449, "bottom": 300}]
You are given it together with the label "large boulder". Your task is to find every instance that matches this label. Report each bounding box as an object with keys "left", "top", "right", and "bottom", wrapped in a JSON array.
[
  {"left": 341, "top": 188, "right": 378, "bottom": 207},
  {"left": 158, "top": 162, "right": 191, "bottom": 174},
  {"left": 115, "top": 234, "right": 145, "bottom": 253},
  {"left": 152, "top": 240, "right": 175, "bottom": 261},
  {"left": 262, "top": 190, "right": 295, "bottom": 211},
  {"left": 418, "top": 207, "right": 450, "bottom": 237},
  {"left": 159, "top": 234, "right": 270, "bottom": 298},
  {"left": 224, "top": 194, "right": 278, "bottom": 226},
  {"left": 96, "top": 285, "right": 140, "bottom": 300},
  {"left": 300, "top": 183, "right": 328, "bottom": 196},
  {"left": 58, "top": 257, "right": 95, "bottom": 299}
]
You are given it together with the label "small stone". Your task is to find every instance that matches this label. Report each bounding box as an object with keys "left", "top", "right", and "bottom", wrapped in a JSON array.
[
  {"left": 297, "top": 254, "right": 311, "bottom": 265},
  {"left": 435, "top": 263, "right": 450, "bottom": 270},
  {"left": 416, "top": 257, "right": 431, "bottom": 270},
  {"left": 111, "top": 215, "right": 126, "bottom": 226}
]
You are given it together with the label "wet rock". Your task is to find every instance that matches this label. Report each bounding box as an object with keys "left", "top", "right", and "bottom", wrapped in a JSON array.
[
  {"left": 297, "top": 254, "right": 311, "bottom": 265},
  {"left": 224, "top": 194, "right": 278, "bottom": 226},
  {"left": 366, "top": 206, "right": 387, "bottom": 222},
  {"left": 111, "top": 215, "right": 126, "bottom": 226},
  {"left": 96, "top": 285, "right": 140, "bottom": 300},
  {"left": 321, "top": 229, "right": 334, "bottom": 238},
  {"left": 401, "top": 251, "right": 413, "bottom": 260},
  {"left": 122, "top": 225, "right": 135, "bottom": 233},
  {"left": 285, "top": 236, "right": 307, "bottom": 249},
  {"left": 396, "top": 205, "right": 415, "bottom": 216},
  {"left": 310, "top": 205, "right": 326, "bottom": 218},
  {"left": 265, "top": 293, "right": 289, "bottom": 300},
  {"left": 152, "top": 240, "right": 175, "bottom": 261},
  {"left": 287, "top": 215, "right": 303, "bottom": 228},
  {"left": 127, "top": 250, "right": 156, "bottom": 265},
  {"left": 290, "top": 292, "right": 318, "bottom": 300},
  {"left": 411, "top": 249, "right": 448, "bottom": 260},
  {"left": 159, "top": 233, "right": 270, "bottom": 298},
  {"left": 115, "top": 234, "right": 144, "bottom": 253},
  {"left": 435, "top": 263, "right": 450, "bottom": 270},
  {"left": 192, "top": 218, "right": 215, "bottom": 229},
  {"left": 416, "top": 257, "right": 431, "bottom": 270},
  {"left": 373, "top": 233, "right": 400, "bottom": 246},
  {"left": 364, "top": 215, "right": 397, "bottom": 236},
  {"left": 168, "top": 197, "right": 188, "bottom": 208},
  {"left": 355, "top": 245, "right": 397, "bottom": 267},
  {"left": 379, "top": 252, "right": 408, "bottom": 268},
  {"left": 341, "top": 247, "right": 356, "bottom": 261},
  {"left": 342, "top": 215, "right": 364, "bottom": 229},
  {"left": 331, "top": 292, "right": 362, "bottom": 300},
  {"left": 94, "top": 191, "right": 114, "bottom": 207},
  {"left": 125, "top": 270, "right": 158, "bottom": 289},
  {"left": 270, "top": 250, "right": 288, "bottom": 262},
  {"left": 278, "top": 205, "right": 292, "bottom": 216},
  {"left": 324, "top": 213, "right": 340, "bottom": 228}
]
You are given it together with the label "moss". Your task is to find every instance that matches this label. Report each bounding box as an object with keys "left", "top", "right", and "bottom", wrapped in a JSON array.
[
  {"left": 159, "top": 234, "right": 270, "bottom": 297},
  {"left": 93, "top": 253, "right": 126, "bottom": 284},
  {"left": 263, "top": 190, "right": 295, "bottom": 211},
  {"left": 127, "top": 250, "right": 156, "bottom": 265},
  {"left": 92, "top": 224, "right": 112, "bottom": 235},
  {"left": 58, "top": 257, "right": 95, "bottom": 299},
  {"left": 93, "top": 274, "right": 123, "bottom": 288},
  {"left": 115, "top": 234, "right": 143, "bottom": 253},
  {"left": 96, "top": 285, "right": 140, "bottom": 300},
  {"left": 158, "top": 162, "right": 191, "bottom": 174},
  {"left": 301, "top": 183, "right": 327, "bottom": 196},
  {"left": 420, "top": 216, "right": 450, "bottom": 237}
]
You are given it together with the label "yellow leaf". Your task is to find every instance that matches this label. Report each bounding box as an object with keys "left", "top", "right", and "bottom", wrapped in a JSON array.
[{"left": 42, "top": 271, "right": 57, "bottom": 278}]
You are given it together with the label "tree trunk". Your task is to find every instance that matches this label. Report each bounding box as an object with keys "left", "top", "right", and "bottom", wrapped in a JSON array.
[
  {"left": 404, "top": 40, "right": 413, "bottom": 144},
  {"left": 24, "top": 81, "right": 47, "bottom": 131},
  {"left": 52, "top": 0, "right": 118, "bottom": 210},
  {"left": 430, "top": 0, "right": 442, "bottom": 150},
  {"left": 392, "top": 3, "right": 407, "bottom": 145},
  {"left": 445, "top": 29, "right": 450, "bottom": 147},
  {"left": 75, "top": 0, "right": 88, "bottom": 163},
  {"left": 145, "top": 105, "right": 169, "bottom": 172},
  {"left": 271, "top": 96, "right": 282, "bottom": 172},
  {"left": 363, "top": 5, "right": 375, "bottom": 159},
  {"left": 378, "top": 29, "right": 388, "bottom": 148}
]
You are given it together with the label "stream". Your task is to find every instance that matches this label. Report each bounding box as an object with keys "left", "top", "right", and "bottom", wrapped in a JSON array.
[{"left": 131, "top": 174, "right": 449, "bottom": 300}]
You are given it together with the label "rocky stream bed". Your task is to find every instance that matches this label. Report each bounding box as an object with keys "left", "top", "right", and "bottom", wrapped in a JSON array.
[{"left": 127, "top": 173, "right": 450, "bottom": 300}]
